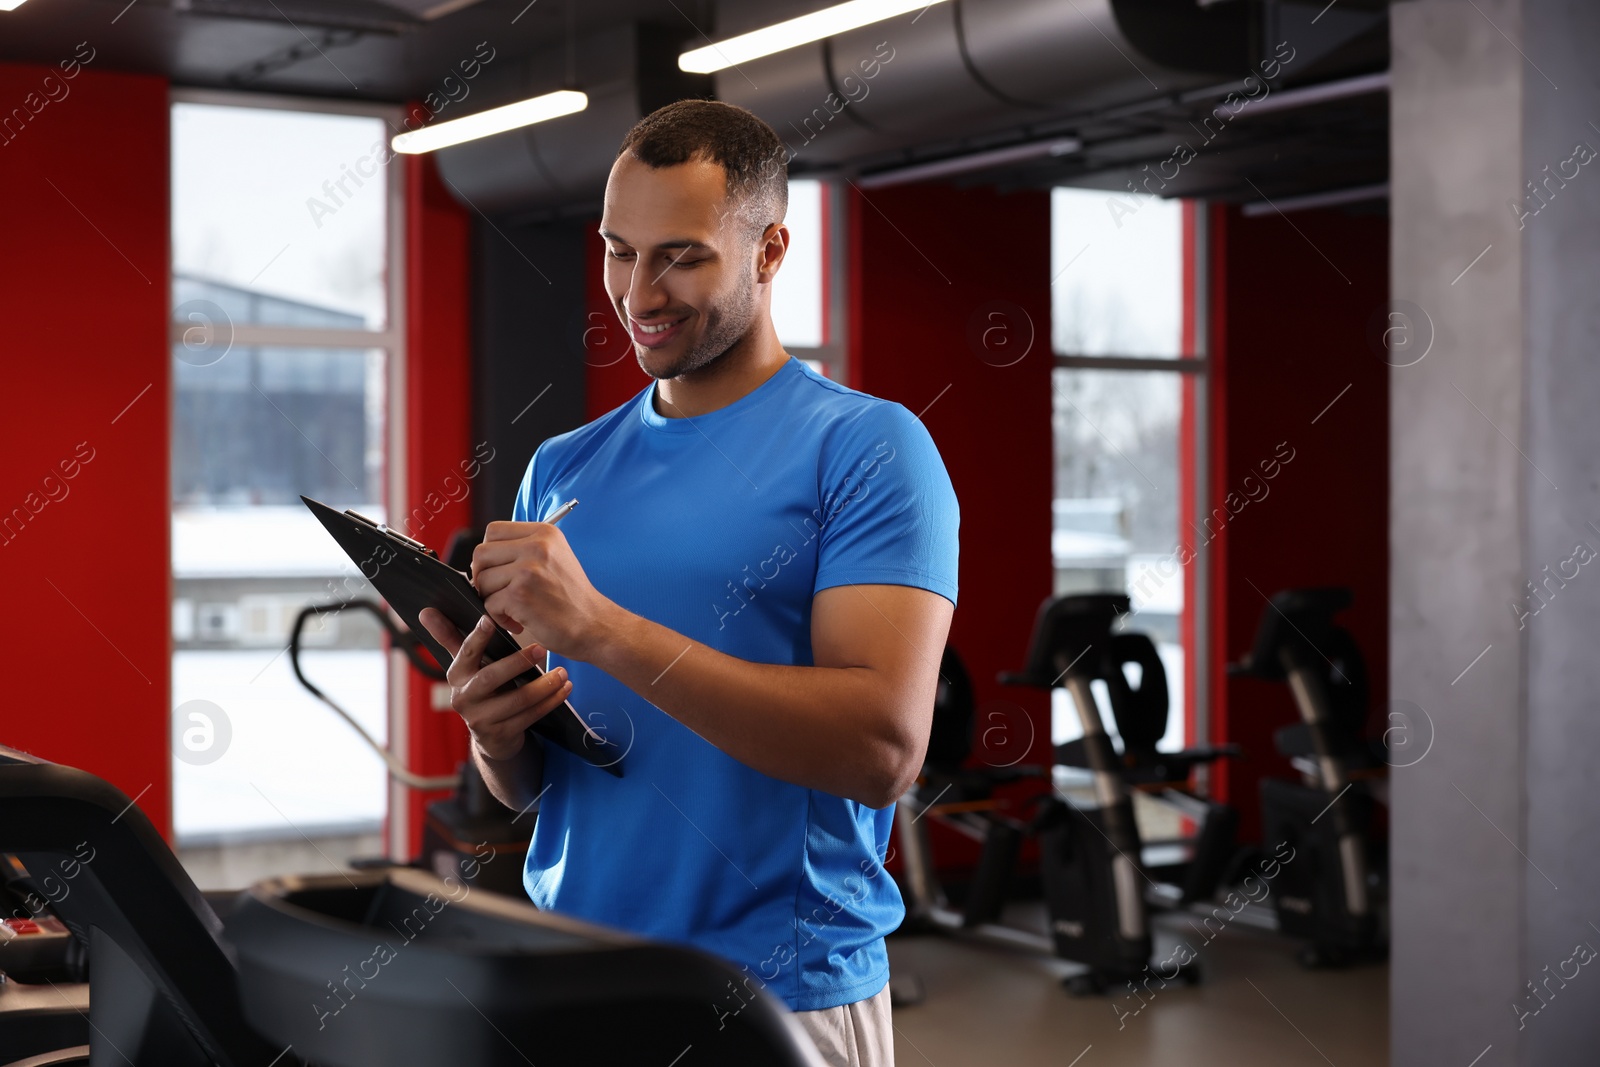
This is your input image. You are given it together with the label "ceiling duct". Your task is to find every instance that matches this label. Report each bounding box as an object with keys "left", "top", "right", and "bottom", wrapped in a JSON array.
[
  {"left": 430, "top": 22, "right": 711, "bottom": 218},
  {"left": 715, "top": 0, "right": 1257, "bottom": 172},
  {"left": 430, "top": 0, "right": 1384, "bottom": 215},
  {"left": 173, "top": 0, "right": 424, "bottom": 35}
]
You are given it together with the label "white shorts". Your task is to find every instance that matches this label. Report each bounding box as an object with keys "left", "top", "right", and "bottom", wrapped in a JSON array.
[{"left": 791, "top": 984, "right": 894, "bottom": 1067}]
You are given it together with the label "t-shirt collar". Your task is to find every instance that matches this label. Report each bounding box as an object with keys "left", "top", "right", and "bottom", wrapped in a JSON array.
[{"left": 638, "top": 355, "right": 801, "bottom": 434}]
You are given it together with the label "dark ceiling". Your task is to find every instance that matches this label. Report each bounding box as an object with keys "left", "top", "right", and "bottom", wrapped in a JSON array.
[
  {"left": 947, "top": 70, "right": 1389, "bottom": 205},
  {"left": 0, "top": 0, "right": 1390, "bottom": 209},
  {"left": 0, "top": 0, "right": 707, "bottom": 98}
]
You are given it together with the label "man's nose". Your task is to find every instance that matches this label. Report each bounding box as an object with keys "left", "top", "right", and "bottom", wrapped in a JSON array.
[{"left": 624, "top": 260, "right": 671, "bottom": 316}]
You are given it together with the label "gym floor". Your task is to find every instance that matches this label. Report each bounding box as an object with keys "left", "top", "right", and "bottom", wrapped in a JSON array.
[{"left": 884, "top": 904, "right": 1388, "bottom": 1067}]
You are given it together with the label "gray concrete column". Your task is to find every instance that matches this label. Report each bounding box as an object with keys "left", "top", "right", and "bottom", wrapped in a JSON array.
[{"left": 1391, "top": 0, "right": 1600, "bottom": 1062}]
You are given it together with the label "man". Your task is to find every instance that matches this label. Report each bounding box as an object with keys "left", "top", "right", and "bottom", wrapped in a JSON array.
[{"left": 419, "top": 99, "right": 957, "bottom": 1067}]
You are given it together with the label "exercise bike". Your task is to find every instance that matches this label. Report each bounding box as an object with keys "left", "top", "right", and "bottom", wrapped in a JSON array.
[
  {"left": 1228, "top": 586, "right": 1388, "bottom": 967},
  {"left": 894, "top": 594, "right": 1238, "bottom": 994}
]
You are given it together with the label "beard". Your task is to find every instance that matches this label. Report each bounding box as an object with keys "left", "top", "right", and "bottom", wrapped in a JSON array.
[{"left": 635, "top": 271, "right": 759, "bottom": 381}]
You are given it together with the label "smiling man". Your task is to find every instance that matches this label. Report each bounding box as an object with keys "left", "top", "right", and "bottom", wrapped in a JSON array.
[{"left": 420, "top": 99, "right": 958, "bottom": 1067}]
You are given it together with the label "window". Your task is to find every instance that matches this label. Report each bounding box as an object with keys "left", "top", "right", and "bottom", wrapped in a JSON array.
[
  {"left": 772, "top": 178, "right": 824, "bottom": 349},
  {"left": 771, "top": 179, "right": 845, "bottom": 378},
  {"left": 170, "top": 92, "right": 404, "bottom": 888},
  {"left": 1051, "top": 187, "right": 1183, "bottom": 358},
  {"left": 1050, "top": 187, "right": 1203, "bottom": 756},
  {"left": 171, "top": 103, "right": 390, "bottom": 329}
]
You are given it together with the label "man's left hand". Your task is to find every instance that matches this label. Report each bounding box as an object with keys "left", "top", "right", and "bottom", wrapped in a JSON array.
[{"left": 470, "top": 521, "right": 618, "bottom": 660}]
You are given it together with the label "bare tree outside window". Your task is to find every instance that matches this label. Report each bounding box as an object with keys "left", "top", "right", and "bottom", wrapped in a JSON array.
[{"left": 1050, "top": 188, "right": 1190, "bottom": 751}]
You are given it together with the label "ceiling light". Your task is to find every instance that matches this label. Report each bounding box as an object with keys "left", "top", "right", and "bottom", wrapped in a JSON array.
[
  {"left": 391, "top": 90, "right": 588, "bottom": 154},
  {"left": 679, "top": 0, "right": 951, "bottom": 74},
  {"left": 0, "top": 0, "right": 31, "bottom": 10}
]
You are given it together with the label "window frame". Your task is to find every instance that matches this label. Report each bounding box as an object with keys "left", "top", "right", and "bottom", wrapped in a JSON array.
[
  {"left": 167, "top": 86, "right": 410, "bottom": 849},
  {"left": 1050, "top": 197, "right": 1210, "bottom": 761},
  {"left": 782, "top": 179, "right": 849, "bottom": 382}
]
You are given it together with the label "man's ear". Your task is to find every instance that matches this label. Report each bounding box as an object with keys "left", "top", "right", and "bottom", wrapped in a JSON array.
[{"left": 756, "top": 222, "right": 789, "bottom": 284}]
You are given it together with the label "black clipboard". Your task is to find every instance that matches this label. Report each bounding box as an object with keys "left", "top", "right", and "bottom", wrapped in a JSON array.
[{"left": 300, "top": 495, "right": 624, "bottom": 777}]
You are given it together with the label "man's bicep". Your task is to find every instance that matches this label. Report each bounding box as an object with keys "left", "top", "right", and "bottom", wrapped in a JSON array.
[{"left": 811, "top": 584, "right": 954, "bottom": 696}]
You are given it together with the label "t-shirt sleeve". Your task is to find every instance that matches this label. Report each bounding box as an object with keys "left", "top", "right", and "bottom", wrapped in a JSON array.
[
  {"left": 812, "top": 403, "right": 959, "bottom": 607},
  {"left": 512, "top": 442, "right": 543, "bottom": 523}
]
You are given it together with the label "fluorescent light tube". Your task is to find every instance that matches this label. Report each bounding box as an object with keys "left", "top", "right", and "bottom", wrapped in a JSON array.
[
  {"left": 391, "top": 89, "right": 588, "bottom": 154},
  {"left": 678, "top": 0, "right": 951, "bottom": 74},
  {"left": 0, "top": 0, "right": 31, "bottom": 10}
]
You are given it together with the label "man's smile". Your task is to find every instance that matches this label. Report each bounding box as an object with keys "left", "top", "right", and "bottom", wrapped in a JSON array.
[{"left": 629, "top": 314, "right": 690, "bottom": 348}]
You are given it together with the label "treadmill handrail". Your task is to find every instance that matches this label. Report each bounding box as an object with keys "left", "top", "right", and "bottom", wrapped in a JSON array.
[{"left": 0, "top": 745, "right": 278, "bottom": 1066}]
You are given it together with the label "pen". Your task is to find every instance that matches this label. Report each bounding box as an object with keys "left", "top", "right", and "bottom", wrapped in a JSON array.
[{"left": 542, "top": 498, "right": 578, "bottom": 525}]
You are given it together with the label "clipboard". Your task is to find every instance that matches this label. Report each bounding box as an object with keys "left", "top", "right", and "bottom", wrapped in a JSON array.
[{"left": 300, "top": 495, "right": 624, "bottom": 778}]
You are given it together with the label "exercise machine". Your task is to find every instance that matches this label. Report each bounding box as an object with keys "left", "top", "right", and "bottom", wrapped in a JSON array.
[
  {"left": 1006, "top": 594, "right": 1238, "bottom": 992},
  {"left": 895, "top": 594, "right": 1238, "bottom": 994},
  {"left": 1229, "top": 586, "right": 1387, "bottom": 966},
  {"left": 892, "top": 646, "right": 1048, "bottom": 941},
  {"left": 0, "top": 744, "right": 824, "bottom": 1066},
  {"left": 285, "top": 525, "right": 535, "bottom": 899}
]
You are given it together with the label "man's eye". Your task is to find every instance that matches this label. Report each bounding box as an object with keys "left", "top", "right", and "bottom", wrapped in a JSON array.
[{"left": 607, "top": 250, "right": 634, "bottom": 259}]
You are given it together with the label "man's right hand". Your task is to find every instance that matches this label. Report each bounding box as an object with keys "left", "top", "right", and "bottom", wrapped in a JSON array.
[{"left": 418, "top": 607, "right": 574, "bottom": 761}]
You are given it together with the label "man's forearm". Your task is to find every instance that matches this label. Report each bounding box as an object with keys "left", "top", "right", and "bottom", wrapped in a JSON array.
[
  {"left": 470, "top": 732, "right": 546, "bottom": 814},
  {"left": 582, "top": 607, "right": 921, "bottom": 807}
]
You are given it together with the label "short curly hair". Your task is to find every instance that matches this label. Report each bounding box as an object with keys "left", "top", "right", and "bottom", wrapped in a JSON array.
[{"left": 616, "top": 99, "right": 789, "bottom": 239}]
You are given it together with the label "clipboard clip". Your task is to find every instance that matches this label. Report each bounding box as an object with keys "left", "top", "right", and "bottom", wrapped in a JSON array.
[{"left": 344, "top": 508, "right": 438, "bottom": 560}]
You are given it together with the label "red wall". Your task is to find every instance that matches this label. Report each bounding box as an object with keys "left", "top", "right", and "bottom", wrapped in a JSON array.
[
  {"left": 398, "top": 149, "right": 476, "bottom": 854},
  {"left": 847, "top": 182, "right": 1056, "bottom": 865},
  {"left": 0, "top": 72, "right": 477, "bottom": 853},
  {"left": 0, "top": 64, "right": 173, "bottom": 835},
  {"left": 1205, "top": 202, "right": 1390, "bottom": 839}
]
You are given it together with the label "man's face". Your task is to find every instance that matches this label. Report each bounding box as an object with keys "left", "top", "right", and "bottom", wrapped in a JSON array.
[{"left": 600, "top": 153, "right": 775, "bottom": 380}]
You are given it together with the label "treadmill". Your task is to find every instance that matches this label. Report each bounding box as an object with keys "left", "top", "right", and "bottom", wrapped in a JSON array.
[{"left": 0, "top": 744, "right": 823, "bottom": 1067}]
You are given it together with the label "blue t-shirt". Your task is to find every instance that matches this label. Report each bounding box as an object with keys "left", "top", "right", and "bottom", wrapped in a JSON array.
[{"left": 511, "top": 356, "right": 959, "bottom": 1012}]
